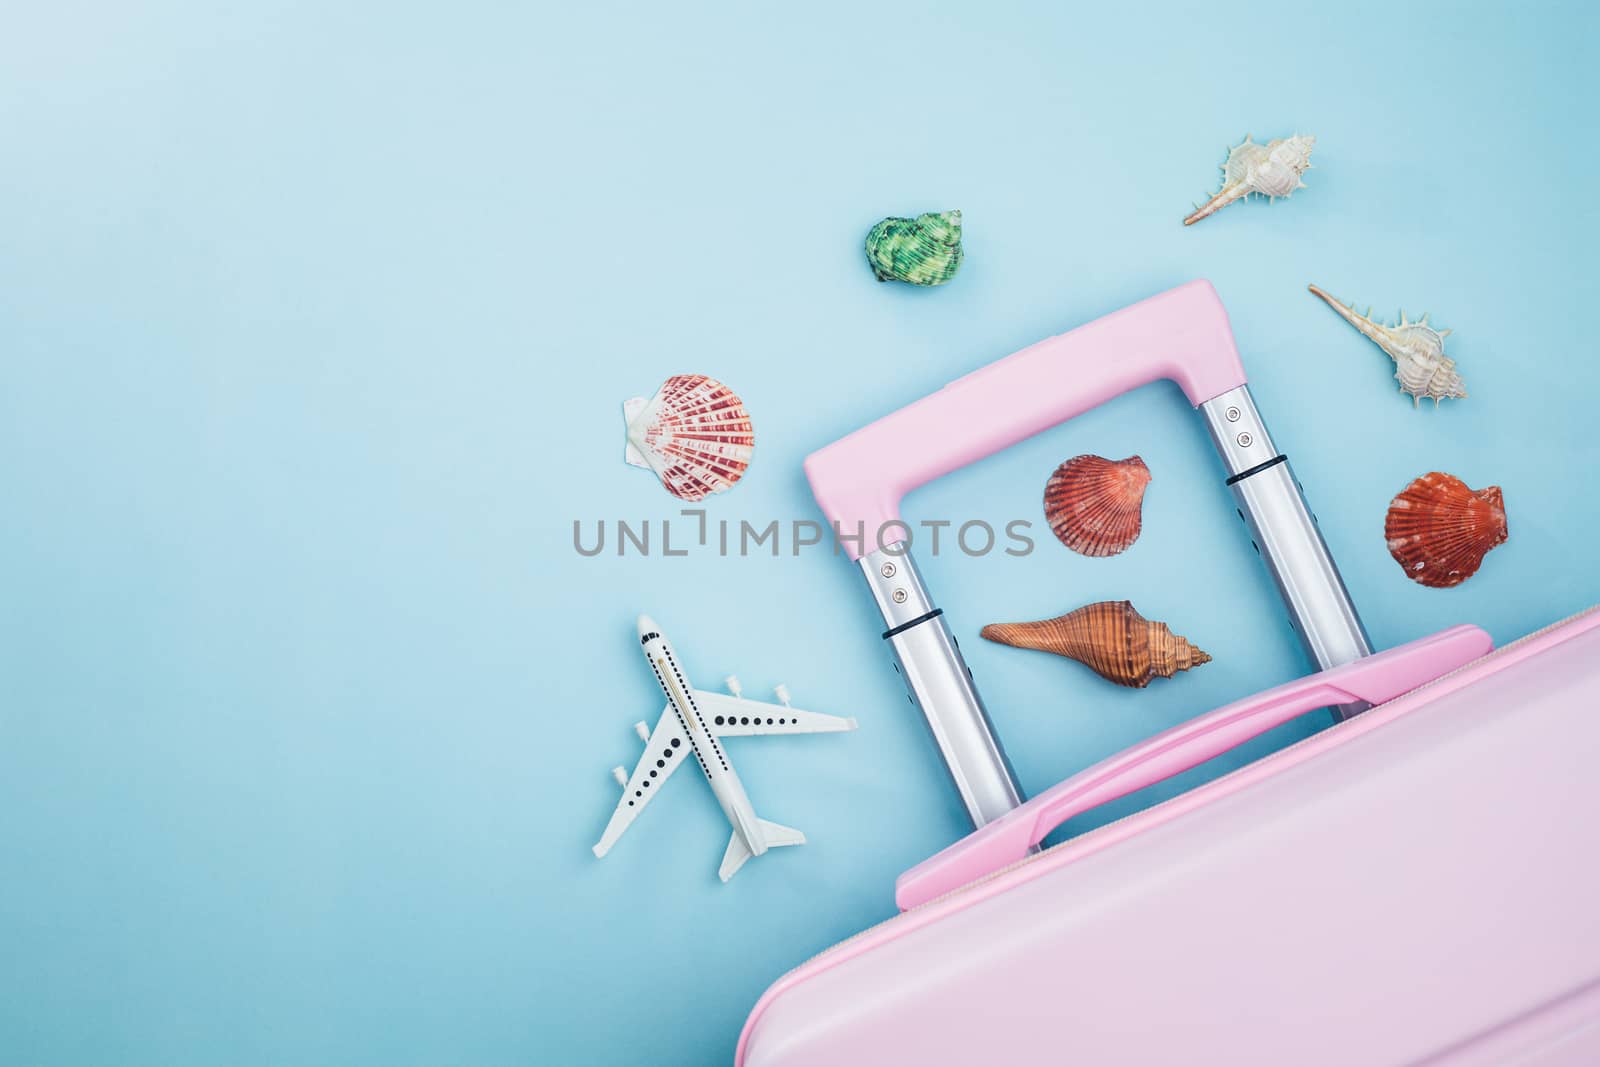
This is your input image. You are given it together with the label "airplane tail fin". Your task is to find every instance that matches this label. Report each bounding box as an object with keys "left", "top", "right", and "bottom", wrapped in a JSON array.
[
  {"left": 719, "top": 832, "right": 753, "bottom": 882},
  {"left": 719, "top": 821, "right": 806, "bottom": 882},
  {"left": 759, "top": 819, "right": 805, "bottom": 848}
]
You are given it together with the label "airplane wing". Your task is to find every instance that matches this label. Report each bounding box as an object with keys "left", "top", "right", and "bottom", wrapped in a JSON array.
[
  {"left": 693, "top": 689, "right": 858, "bottom": 738},
  {"left": 592, "top": 707, "right": 691, "bottom": 858}
]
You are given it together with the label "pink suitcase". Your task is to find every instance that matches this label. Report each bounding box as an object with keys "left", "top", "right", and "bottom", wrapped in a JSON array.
[{"left": 738, "top": 608, "right": 1600, "bottom": 1066}]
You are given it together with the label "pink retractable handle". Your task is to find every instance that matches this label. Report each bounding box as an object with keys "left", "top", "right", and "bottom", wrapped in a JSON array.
[
  {"left": 895, "top": 624, "right": 1494, "bottom": 911},
  {"left": 805, "top": 280, "right": 1246, "bottom": 550},
  {"left": 807, "top": 280, "right": 1373, "bottom": 833}
]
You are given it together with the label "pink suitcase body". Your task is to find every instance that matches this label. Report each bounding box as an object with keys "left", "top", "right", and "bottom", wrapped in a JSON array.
[{"left": 738, "top": 608, "right": 1600, "bottom": 1066}]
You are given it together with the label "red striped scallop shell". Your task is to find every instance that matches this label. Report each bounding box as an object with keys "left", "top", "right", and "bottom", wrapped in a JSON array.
[
  {"left": 1043, "top": 454, "right": 1151, "bottom": 557},
  {"left": 623, "top": 374, "right": 754, "bottom": 501},
  {"left": 1384, "top": 471, "right": 1507, "bottom": 588}
]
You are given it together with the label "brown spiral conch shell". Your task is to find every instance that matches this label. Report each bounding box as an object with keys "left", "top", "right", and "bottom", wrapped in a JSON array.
[
  {"left": 1043, "top": 454, "right": 1151, "bottom": 557},
  {"left": 980, "top": 600, "right": 1211, "bottom": 688},
  {"left": 1385, "top": 472, "right": 1507, "bottom": 588}
]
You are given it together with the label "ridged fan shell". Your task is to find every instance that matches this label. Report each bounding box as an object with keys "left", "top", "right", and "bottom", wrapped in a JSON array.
[
  {"left": 1043, "top": 454, "right": 1151, "bottom": 557},
  {"left": 1385, "top": 472, "right": 1507, "bottom": 588},
  {"left": 622, "top": 374, "right": 754, "bottom": 501},
  {"left": 980, "top": 600, "right": 1210, "bottom": 689}
]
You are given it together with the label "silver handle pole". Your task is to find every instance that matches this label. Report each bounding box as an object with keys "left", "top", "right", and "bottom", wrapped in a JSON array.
[
  {"left": 1199, "top": 386, "right": 1374, "bottom": 720},
  {"left": 860, "top": 545, "right": 1026, "bottom": 828}
]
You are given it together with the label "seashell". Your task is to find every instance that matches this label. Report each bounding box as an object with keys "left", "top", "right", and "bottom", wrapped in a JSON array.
[
  {"left": 980, "top": 600, "right": 1210, "bottom": 688},
  {"left": 1183, "top": 134, "right": 1315, "bottom": 226},
  {"left": 1385, "top": 472, "right": 1507, "bottom": 588},
  {"left": 622, "top": 374, "right": 754, "bottom": 501},
  {"left": 1043, "top": 454, "right": 1151, "bottom": 557},
  {"left": 864, "top": 209, "right": 963, "bottom": 286},
  {"left": 1309, "top": 284, "right": 1468, "bottom": 407}
]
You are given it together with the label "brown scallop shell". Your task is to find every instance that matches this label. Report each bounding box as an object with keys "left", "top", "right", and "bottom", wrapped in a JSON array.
[
  {"left": 1385, "top": 472, "right": 1507, "bottom": 588},
  {"left": 1043, "top": 455, "right": 1152, "bottom": 557},
  {"left": 980, "top": 600, "right": 1210, "bottom": 688}
]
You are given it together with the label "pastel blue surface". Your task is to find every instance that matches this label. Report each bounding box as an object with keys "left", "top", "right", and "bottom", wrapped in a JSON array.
[{"left": 2, "top": 1, "right": 1597, "bottom": 1063}]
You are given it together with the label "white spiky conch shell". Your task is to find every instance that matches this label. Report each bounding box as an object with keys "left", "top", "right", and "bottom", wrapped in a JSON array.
[
  {"left": 1309, "top": 285, "right": 1468, "bottom": 407},
  {"left": 622, "top": 374, "right": 754, "bottom": 501},
  {"left": 1184, "top": 134, "right": 1315, "bottom": 225}
]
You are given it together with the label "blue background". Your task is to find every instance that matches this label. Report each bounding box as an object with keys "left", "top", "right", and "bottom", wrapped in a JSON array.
[{"left": 2, "top": 1, "right": 1596, "bottom": 1063}]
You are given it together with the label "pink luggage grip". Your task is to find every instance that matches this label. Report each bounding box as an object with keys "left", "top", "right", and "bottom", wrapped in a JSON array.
[
  {"left": 894, "top": 623, "right": 1494, "bottom": 911},
  {"left": 804, "top": 279, "right": 1246, "bottom": 557}
]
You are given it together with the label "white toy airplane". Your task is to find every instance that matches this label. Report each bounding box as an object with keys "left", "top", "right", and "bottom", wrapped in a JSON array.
[{"left": 593, "top": 614, "right": 858, "bottom": 882}]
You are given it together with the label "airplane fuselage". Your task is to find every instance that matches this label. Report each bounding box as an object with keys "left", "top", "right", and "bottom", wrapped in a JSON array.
[{"left": 639, "top": 623, "right": 769, "bottom": 859}]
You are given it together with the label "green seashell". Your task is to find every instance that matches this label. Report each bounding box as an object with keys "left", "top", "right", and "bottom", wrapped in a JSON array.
[{"left": 864, "top": 209, "right": 963, "bottom": 286}]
